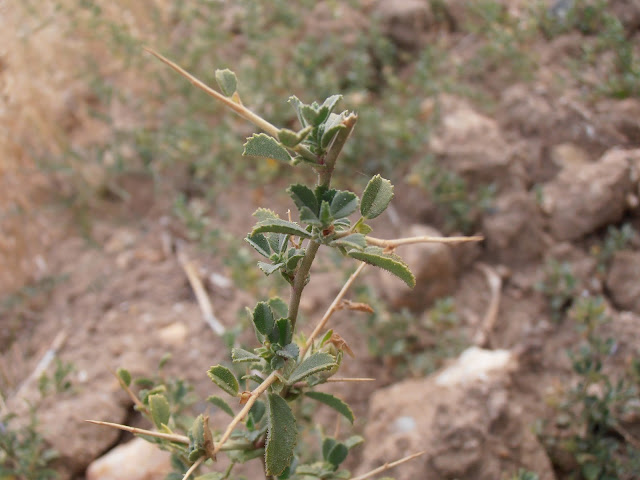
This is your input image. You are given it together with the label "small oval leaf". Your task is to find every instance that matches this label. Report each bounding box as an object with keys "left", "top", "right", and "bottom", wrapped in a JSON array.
[
  {"left": 253, "top": 302, "right": 275, "bottom": 336},
  {"left": 207, "top": 395, "right": 234, "bottom": 417},
  {"left": 253, "top": 219, "right": 312, "bottom": 239},
  {"left": 287, "top": 353, "right": 336, "bottom": 385},
  {"left": 207, "top": 365, "right": 239, "bottom": 397},
  {"left": 243, "top": 134, "right": 292, "bottom": 164},
  {"left": 330, "top": 191, "right": 359, "bottom": 219},
  {"left": 305, "top": 391, "right": 355, "bottom": 424},
  {"left": 348, "top": 246, "right": 415, "bottom": 288},
  {"left": 231, "top": 348, "right": 262, "bottom": 363},
  {"left": 245, "top": 233, "right": 271, "bottom": 258},
  {"left": 149, "top": 394, "right": 171, "bottom": 428},
  {"left": 117, "top": 368, "right": 131, "bottom": 387},
  {"left": 360, "top": 175, "right": 394, "bottom": 219},
  {"left": 265, "top": 393, "right": 297, "bottom": 476},
  {"left": 215, "top": 69, "right": 237, "bottom": 97}
]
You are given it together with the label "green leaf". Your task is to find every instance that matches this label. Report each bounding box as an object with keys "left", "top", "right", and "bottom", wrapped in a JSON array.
[
  {"left": 348, "top": 246, "right": 415, "bottom": 288},
  {"left": 582, "top": 464, "right": 601, "bottom": 480},
  {"left": 207, "top": 395, "right": 234, "bottom": 417},
  {"left": 267, "top": 232, "right": 289, "bottom": 254},
  {"left": 277, "top": 343, "right": 300, "bottom": 360},
  {"left": 344, "top": 435, "right": 364, "bottom": 449},
  {"left": 269, "top": 318, "right": 293, "bottom": 345},
  {"left": 327, "top": 443, "right": 348, "bottom": 467},
  {"left": 232, "top": 348, "right": 262, "bottom": 363},
  {"left": 245, "top": 233, "right": 271, "bottom": 258},
  {"left": 285, "top": 249, "right": 305, "bottom": 271},
  {"left": 268, "top": 297, "right": 289, "bottom": 318},
  {"left": 360, "top": 175, "right": 394, "bottom": 219},
  {"left": 258, "top": 262, "right": 284, "bottom": 276},
  {"left": 117, "top": 368, "right": 131, "bottom": 387},
  {"left": 253, "top": 208, "right": 279, "bottom": 222},
  {"left": 195, "top": 473, "right": 225, "bottom": 480},
  {"left": 330, "top": 233, "right": 367, "bottom": 250},
  {"left": 288, "top": 95, "right": 307, "bottom": 127},
  {"left": 253, "top": 302, "right": 275, "bottom": 336},
  {"left": 330, "top": 191, "right": 358, "bottom": 219},
  {"left": 287, "top": 353, "right": 336, "bottom": 385},
  {"left": 299, "top": 207, "right": 322, "bottom": 226},
  {"left": 253, "top": 219, "right": 311, "bottom": 239},
  {"left": 265, "top": 393, "right": 297, "bottom": 476},
  {"left": 251, "top": 400, "right": 267, "bottom": 423},
  {"left": 301, "top": 105, "right": 328, "bottom": 127},
  {"left": 278, "top": 126, "right": 312, "bottom": 147},
  {"left": 207, "top": 365, "right": 239, "bottom": 397},
  {"left": 321, "top": 94, "right": 342, "bottom": 114},
  {"left": 188, "top": 414, "right": 206, "bottom": 462},
  {"left": 243, "top": 134, "right": 292, "bottom": 164},
  {"left": 149, "top": 394, "right": 171, "bottom": 428},
  {"left": 321, "top": 113, "right": 347, "bottom": 148},
  {"left": 305, "top": 392, "right": 355, "bottom": 424},
  {"left": 215, "top": 69, "right": 237, "bottom": 97},
  {"left": 319, "top": 201, "right": 333, "bottom": 228},
  {"left": 288, "top": 184, "right": 319, "bottom": 216}
]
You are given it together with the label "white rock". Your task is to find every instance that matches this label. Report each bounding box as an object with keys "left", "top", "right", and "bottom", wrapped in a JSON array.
[
  {"left": 86, "top": 437, "right": 172, "bottom": 480},
  {"left": 435, "top": 347, "right": 514, "bottom": 387}
]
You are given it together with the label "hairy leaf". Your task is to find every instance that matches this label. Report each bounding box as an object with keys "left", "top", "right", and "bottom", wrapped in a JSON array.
[
  {"left": 288, "top": 184, "right": 318, "bottom": 216},
  {"left": 321, "top": 113, "right": 347, "bottom": 148},
  {"left": 207, "top": 395, "right": 234, "bottom": 417},
  {"left": 331, "top": 191, "right": 358, "bottom": 219},
  {"left": 245, "top": 233, "right": 271, "bottom": 258},
  {"left": 207, "top": 365, "right": 239, "bottom": 397},
  {"left": 258, "top": 261, "right": 284, "bottom": 276},
  {"left": 265, "top": 393, "right": 297, "bottom": 476},
  {"left": 269, "top": 318, "right": 293, "bottom": 346},
  {"left": 277, "top": 343, "right": 300, "bottom": 360},
  {"left": 360, "top": 175, "right": 394, "bottom": 219},
  {"left": 348, "top": 246, "right": 415, "bottom": 288},
  {"left": 215, "top": 69, "right": 237, "bottom": 97},
  {"left": 149, "top": 394, "right": 171, "bottom": 428},
  {"left": 232, "top": 348, "right": 262, "bottom": 363},
  {"left": 278, "top": 126, "right": 312, "bottom": 147},
  {"left": 330, "top": 233, "right": 367, "bottom": 251},
  {"left": 327, "top": 442, "right": 348, "bottom": 468},
  {"left": 243, "top": 134, "right": 291, "bottom": 164},
  {"left": 117, "top": 368, "right": 131, "bottom": 387},
  {"left": 253, "top": 302, "right": 275, "bottom": 336},
  {"left": 268, "top": 297, "right": 289, "bottom": 318},
  {"left": 305, "top": 391, "right": 355, "bottom": 424},
  {"left": 253, "top": 219, "right": 311, "bottom": 239},
  {"left": 253, "top": 208, "right": 279, "bottom": 222},
  {"left": 288, "top": 353, "right": 336, "bottom": 385}
]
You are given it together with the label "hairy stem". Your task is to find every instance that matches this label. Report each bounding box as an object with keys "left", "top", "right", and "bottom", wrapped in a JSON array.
[{"left": 288, "top": 240, "right": 320, "bottom": 331}]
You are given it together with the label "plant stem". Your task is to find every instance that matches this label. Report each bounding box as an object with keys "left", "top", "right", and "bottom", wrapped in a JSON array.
[
  {"left": 366, "top": 234, "right": 483, "bottom": 248},
  {"left": 288, "top": 240, "right": 320, "bottom": 331},
  {"left": 350, "top": 450, "right": 426, "bottom": 480},
  {"left": 317, "top": 113, "right": 357, "bottom": 187},
  {"left": 288, "top": 114, "right": 358, "bottom": 331},
  {"left": 144, "top": 48, "right": 318, "bottom": 164},
  {"left": 299, "top": 262, "right": 367, "bottom": 358}
]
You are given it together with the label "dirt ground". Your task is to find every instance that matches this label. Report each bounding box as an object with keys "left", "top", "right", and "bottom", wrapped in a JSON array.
[{"left": 2, "top": 1, "right": 640, "bottom": 479}]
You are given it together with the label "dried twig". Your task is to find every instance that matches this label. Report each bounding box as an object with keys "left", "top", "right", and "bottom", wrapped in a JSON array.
[
  {"left": 85, "top": 420, "right": 189, "bottom": 444},
  {"left": 473, "top": 263, "right": 502, "bottom": 348},
  {"left": 350, "top": 451, "right": 426, "bottom": 480},
  {"left": 366, "top": 235, "right": 483, "bottom": 249},
  {"left": 179, "top": 252, "right": 226, "bottom": 336}
]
